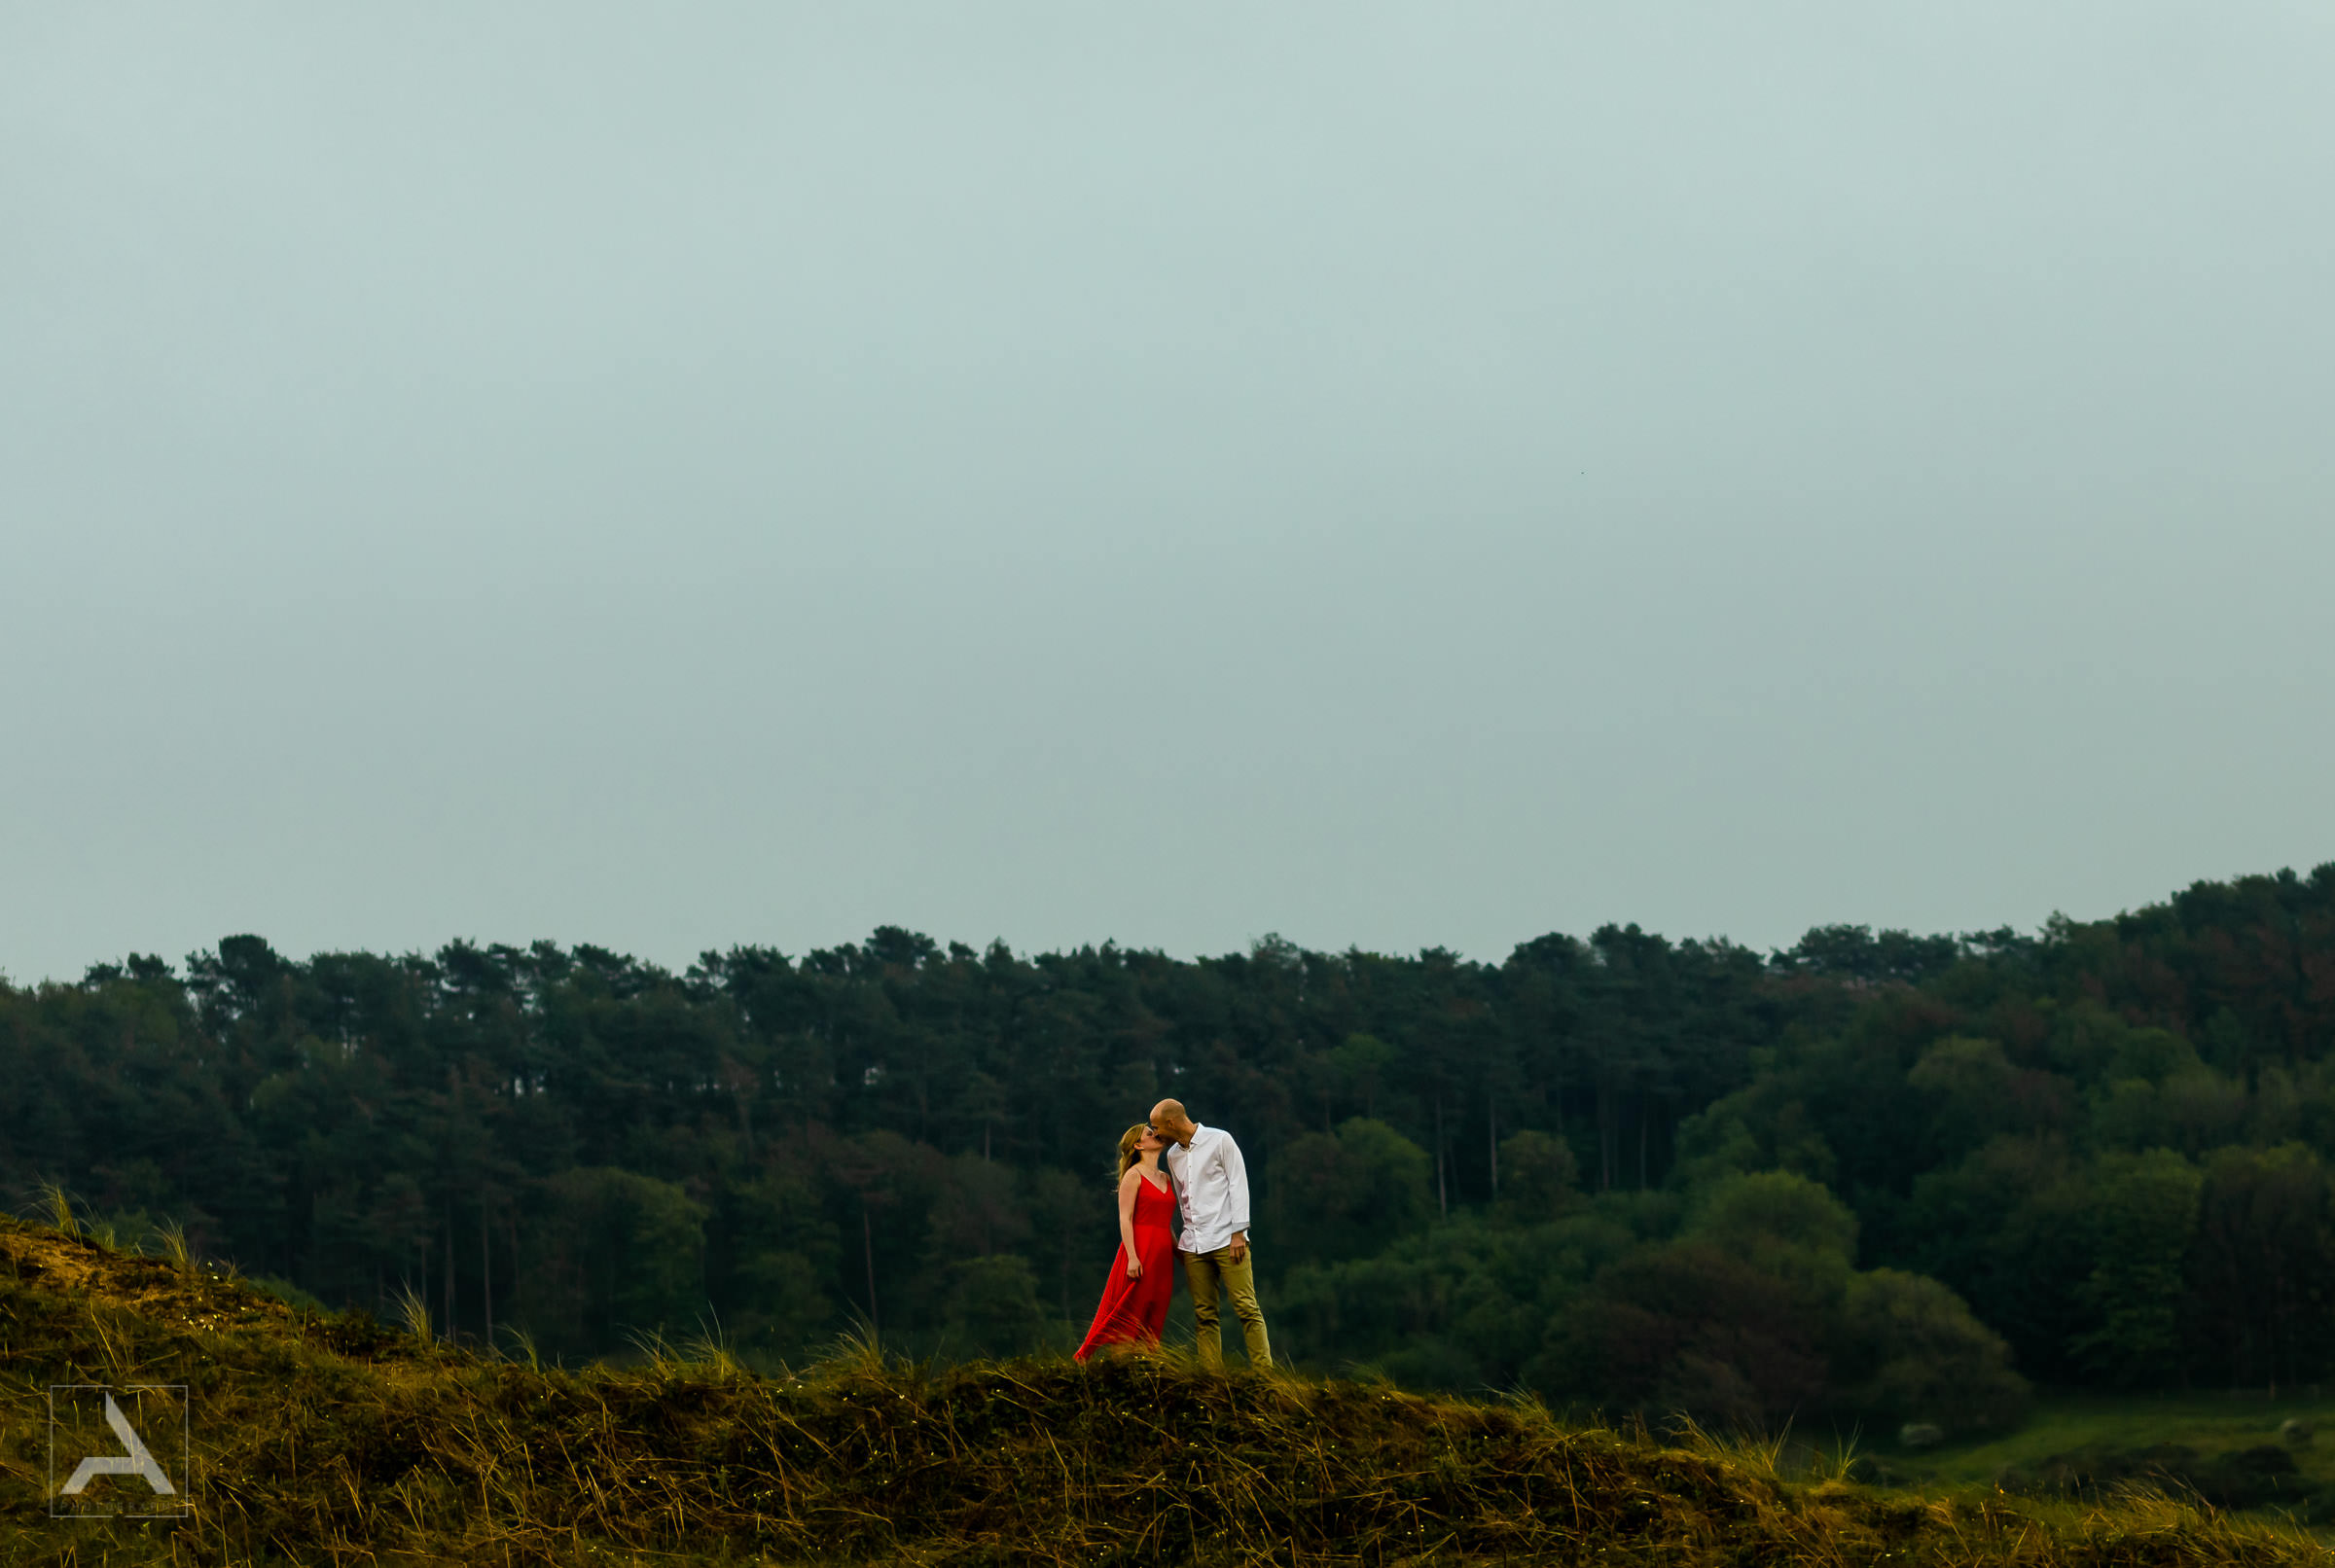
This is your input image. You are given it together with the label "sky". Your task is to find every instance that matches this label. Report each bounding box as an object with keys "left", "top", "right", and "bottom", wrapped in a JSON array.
[{"left": 5, "top": 3, "right": 2332, "bottom": 983}]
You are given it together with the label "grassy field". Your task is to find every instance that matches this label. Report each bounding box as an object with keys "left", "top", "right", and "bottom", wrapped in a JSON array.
[
  {"left": 1924, "top": 1393, "right": 2328, "bottom": 1478},
  {"left": 1850, "top": 1392, "right": 2335, "bottom": 1521},
  {"left": 5, "top": 1214, "right": 2330, "bottom": 1566}
]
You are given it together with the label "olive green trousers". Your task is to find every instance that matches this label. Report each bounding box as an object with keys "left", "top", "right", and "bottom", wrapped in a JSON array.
[{"left": 1182, "top": 1244, "right": 1272, "bottom": 1370}]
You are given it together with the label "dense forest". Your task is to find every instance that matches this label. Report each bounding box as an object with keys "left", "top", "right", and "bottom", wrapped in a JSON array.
[{"left": 8, "top": 865, "right": 2335, "bottom": 1437}]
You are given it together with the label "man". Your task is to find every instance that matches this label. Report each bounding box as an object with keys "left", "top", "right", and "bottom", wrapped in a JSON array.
[{"left": 1149, "top": 1097, "right": 1272, "bottom": 1370}]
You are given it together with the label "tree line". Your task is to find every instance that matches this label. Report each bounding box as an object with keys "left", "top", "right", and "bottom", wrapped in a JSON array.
[{"left": 7, "top": 864, "right": 2334, "bottom": 1434}]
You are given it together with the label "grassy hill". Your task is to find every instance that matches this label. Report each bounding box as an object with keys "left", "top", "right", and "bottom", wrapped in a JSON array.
[{"left": 1, "top": 1216, "right": 2323, "bottom": 1566}]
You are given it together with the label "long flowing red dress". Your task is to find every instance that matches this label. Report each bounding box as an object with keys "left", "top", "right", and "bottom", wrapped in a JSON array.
[{"left": 1073, "top": 1172, "right": 1176, "bottom": 1361}]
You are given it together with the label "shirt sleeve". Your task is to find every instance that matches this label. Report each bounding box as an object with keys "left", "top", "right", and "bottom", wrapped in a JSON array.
[{"left": 1220, "top": 1134, "right": 1251, "bottom": 1237}]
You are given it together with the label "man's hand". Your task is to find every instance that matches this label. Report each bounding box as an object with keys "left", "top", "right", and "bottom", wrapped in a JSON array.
[{"left": 1228, "top": 1231, "right": 1248, "bottom": 1265}]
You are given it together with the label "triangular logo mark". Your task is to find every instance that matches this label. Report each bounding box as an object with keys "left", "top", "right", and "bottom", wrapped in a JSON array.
[{"left": 60, "top": 1393, "right": 175, "bottom": 1496}]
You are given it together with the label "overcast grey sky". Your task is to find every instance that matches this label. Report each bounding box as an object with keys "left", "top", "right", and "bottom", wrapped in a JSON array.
[{"left": 4, "top": 3, "right": 2331, "bottom": 982}]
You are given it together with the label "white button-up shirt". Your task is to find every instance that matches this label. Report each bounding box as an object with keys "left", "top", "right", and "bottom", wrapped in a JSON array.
[{"left": 1164, "top": 1123, "right": 1252, "bottom": 1255}]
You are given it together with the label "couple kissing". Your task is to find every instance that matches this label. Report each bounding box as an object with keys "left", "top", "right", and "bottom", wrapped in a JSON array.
[{"left": 1072, "top": 1098, "right": 1272, "bottom": 1369}]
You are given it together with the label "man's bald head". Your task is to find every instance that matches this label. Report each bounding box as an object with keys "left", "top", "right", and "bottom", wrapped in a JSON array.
[{"left": 1150, "top": 1099, "right": 1197, "bottom": 1147}]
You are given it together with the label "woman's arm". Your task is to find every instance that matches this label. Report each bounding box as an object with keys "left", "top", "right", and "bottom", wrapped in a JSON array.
[{"left": 1117, "top": 1171, "right": 1144, "bottom": 1278}]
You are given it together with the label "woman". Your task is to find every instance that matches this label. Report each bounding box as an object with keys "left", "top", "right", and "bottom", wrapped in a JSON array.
[{"left": 1073, "top": 1122, "right": 1176, "bottom": 1361}]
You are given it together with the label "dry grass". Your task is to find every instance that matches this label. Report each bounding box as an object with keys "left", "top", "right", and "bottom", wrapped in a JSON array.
[{"left": 2, "top": 1215, "right": 2327, "bottom": 1567}]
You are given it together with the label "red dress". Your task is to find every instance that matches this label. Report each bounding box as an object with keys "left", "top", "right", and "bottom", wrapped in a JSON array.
[{"left": 1074, "top": 1173, "right": 1176, "bottom": 1361}]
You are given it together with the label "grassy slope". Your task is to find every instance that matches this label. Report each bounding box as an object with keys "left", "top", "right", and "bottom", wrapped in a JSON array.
[{"left": 2, "top": 1218, "right": 2326, "bottom": 1567}]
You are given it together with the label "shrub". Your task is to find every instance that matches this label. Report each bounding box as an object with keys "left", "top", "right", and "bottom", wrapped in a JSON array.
[
  {"left": 1532, "top": 1240, "right": 1828, "bottom": 1428},
  {"left": 1837, "top": 1267, "right": 2030, "bottom": 1435}
]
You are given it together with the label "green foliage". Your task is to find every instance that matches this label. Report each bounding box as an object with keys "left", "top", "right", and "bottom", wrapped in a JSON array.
[
  {"left": 726, "top": 1247, "right": 832, "bottom": 1354},
  {"left": 710, "top": 1168, "right": 839, "bottom": 1350},
  {"left": 1671, "top": 1096, "right": 1842, "bottom": 1191},
  {"left": 1328, "top": 1032, "right": 1398, "bottom": 1111},
  {"left": 13, "top": 860, "right": 2335, "bottom": 1419},
  {"left": 1539, "top": 1237, "right": 1828, "bottom": 1429},
  {"left": 1495, "top": 1127, "right": 1581, "bottom": 1219},
  {"left": 248, "top": 1273, "right": 331, "bottom": 1313},
  {"left": 1894, "top": 1137, "right": 2097, "bottom": 1384},
  {"left": 2068, "top": 1150, "right": 2204, "bottom": 1385},
  {"left": 1908, "top": 1036, "right": 2029, "bottom": 1158},
  {"left": 531, "top": 1166, "right": 710, "bottom": 1349},
  {"left": 2187, "top": 1144, "right": 2335, "bottom": 1389},
  {"left": 1534, "top": 1169, "right": 2027, "bottom": 1437},
  {"left": 1279, "top": 1205, "right": 1639, "bottom": 1389},
  {"left": 1683, "top": 1169, "right": 1858, "bottom": 1303},
  {"left": 1838, "top": 1268, "right": 2030, "bottom": 1434},
  {"left": 939, "top": 1253, "right": 1057, "bottom": 1357},
  {"left": 1273, "top": 1117, "right": 1434, "bottom": 1267}
]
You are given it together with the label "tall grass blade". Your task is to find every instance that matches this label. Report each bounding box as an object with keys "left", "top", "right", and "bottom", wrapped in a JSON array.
[
  {"left": 393, "top": 1280, "right": 434, "bottom": 1342},
  {"left": 150, "top": 1216, "right": 195, "bottom": 1275},
  {"left": 37, "top": 1180, "right": 79, "bottom": 1237}
]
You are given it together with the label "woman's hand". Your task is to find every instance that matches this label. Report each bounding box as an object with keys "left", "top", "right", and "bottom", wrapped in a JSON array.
[{"left": 1126, "top": 1256, "right": 1144, "bottom": 1280}]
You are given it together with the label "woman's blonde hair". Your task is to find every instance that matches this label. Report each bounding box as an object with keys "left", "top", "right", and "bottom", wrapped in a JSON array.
[{"left": 1114, "top": 1123, "right": 1151, "bottom": 1184}]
